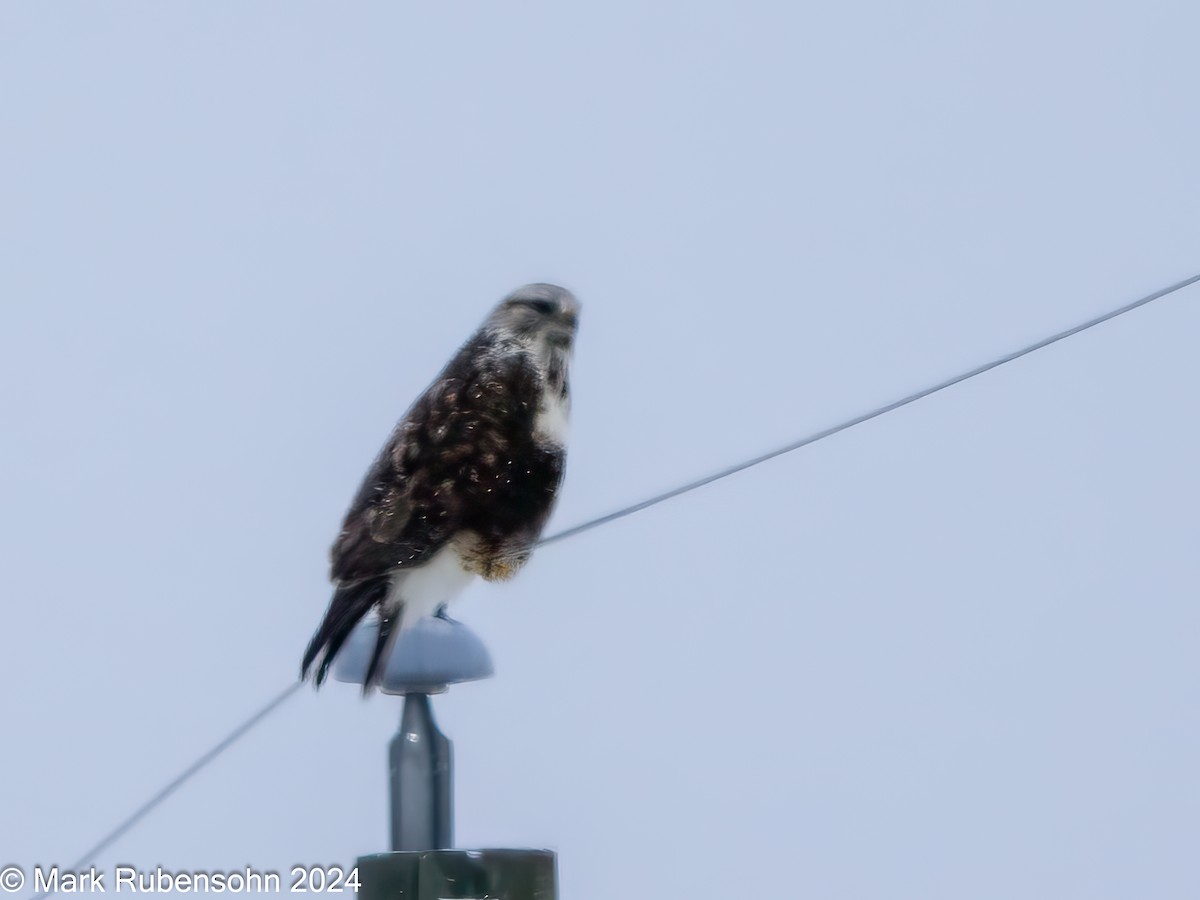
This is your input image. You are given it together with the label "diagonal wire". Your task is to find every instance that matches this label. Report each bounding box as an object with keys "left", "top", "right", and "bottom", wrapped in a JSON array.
[
  {"left": 33, "top": 269, "right": 1199, "bottom": 892},
  {"left": 26, "top": 683, "right": 304, "bottom": 900},
  {"left": 539, "top": 270, "right": 1200, "bottom": 546}
]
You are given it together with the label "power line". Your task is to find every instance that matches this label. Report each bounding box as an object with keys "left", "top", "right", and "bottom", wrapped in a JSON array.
[
  {"left": 38, "top": 270, "right": 1199, "bottom": 890},
  {"left": 539, "top": 270, "right": 1200, "bottom": 546},
  {"left": 26, "top": 683, "right": 304, "bottom": 900}
]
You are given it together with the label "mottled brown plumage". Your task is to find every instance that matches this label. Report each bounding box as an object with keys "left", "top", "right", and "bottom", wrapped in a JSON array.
[{"left": 302, "top": 284, "right": 578, "bottom": 689}]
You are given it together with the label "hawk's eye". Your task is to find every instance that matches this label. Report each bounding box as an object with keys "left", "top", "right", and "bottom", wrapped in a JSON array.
[{"left": 524, "top": 298, "right": 557, "bottom": 315}]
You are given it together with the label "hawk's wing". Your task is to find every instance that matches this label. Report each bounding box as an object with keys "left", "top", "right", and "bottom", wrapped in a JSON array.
[
  {"left": 328, "top": 403, "right": 457, "bottom": 589},
  {"left": 329, "top": 335, "right": 547, "bottom": 584},
  {"left": 303, "top": 332, "right": 557, "bottom": 685}
]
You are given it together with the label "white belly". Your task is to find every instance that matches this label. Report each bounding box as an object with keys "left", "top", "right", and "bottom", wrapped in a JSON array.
[
  {"left": 534, "top": 388, "right": 570, "bottom": 446},
  {"left": 384, "top": 544, "right": 475, "bottom": 628}
]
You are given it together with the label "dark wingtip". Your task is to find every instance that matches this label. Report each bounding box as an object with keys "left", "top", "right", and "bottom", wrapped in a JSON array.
[
  {"left": 362, "top": 612, "right": 398, "bottom": 694},
  {"left": 301, "top": 578, "right": 390, "bottom": 694},
  {"left": 300, "top": 636, "right": 325, "bottom": 687},
  {"left": 315, "top": 654, "right": 335, "bottom": 687}
]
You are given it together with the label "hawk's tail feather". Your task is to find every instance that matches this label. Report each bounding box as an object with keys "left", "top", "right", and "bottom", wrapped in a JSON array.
[
  {"left": 301, "top": 578, "right": 389, "bottom": 687},
  {"left": 362, "top": 607, "right": 403, "bottom": 695}
]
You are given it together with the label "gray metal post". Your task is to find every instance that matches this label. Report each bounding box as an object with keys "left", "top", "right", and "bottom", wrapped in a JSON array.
[
  {"left": 333, "top": 614, "right": 493, "bottom": 849},
  {"left": 333, "top": 615, "right": 558, "bottom": 899},
  {"left": 390, "top": 693, "right": 452, "bottom": 851}
]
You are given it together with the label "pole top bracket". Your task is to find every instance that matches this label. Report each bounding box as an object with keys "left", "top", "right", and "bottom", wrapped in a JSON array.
[{"left": 332, "top": 614, "right": 495, "bottom": 694}]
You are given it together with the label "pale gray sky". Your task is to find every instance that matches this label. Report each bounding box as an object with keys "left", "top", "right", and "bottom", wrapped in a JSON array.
[{"left": 2, "top": 2, "right": 1198, "bottom": 898}]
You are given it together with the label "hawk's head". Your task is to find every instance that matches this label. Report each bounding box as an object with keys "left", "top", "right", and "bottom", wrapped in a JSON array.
[{"left": 487, "top": 283, "right": 580, "bottom": 352}]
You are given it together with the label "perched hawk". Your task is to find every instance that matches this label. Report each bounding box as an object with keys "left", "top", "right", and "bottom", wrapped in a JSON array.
[{"left": 301, "top": 284, "right": 579, "bottom": 691}]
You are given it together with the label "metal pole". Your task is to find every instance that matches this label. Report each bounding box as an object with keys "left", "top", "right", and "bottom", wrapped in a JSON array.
[
  {"left": 336, "top": 617, "right": 556, "bottom": 898},
  {"left": 389, "top": 693, "right": 452, "bottom": 851}
]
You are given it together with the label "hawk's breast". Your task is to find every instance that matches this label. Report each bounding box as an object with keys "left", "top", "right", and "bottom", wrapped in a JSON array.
[{"left": 533, "top": 384, "right": 570, "bottom": 447}]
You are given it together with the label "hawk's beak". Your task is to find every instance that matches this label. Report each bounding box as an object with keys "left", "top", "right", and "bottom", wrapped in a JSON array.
[
  {"left": 550, "top": 295, "right": 579, "bottom": 345},
  {"left": 558, "top": 294, "right": 580, "bottom": 330},
  {"left": 548, "top": 312, "right": 577, "bottom": 348}
]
